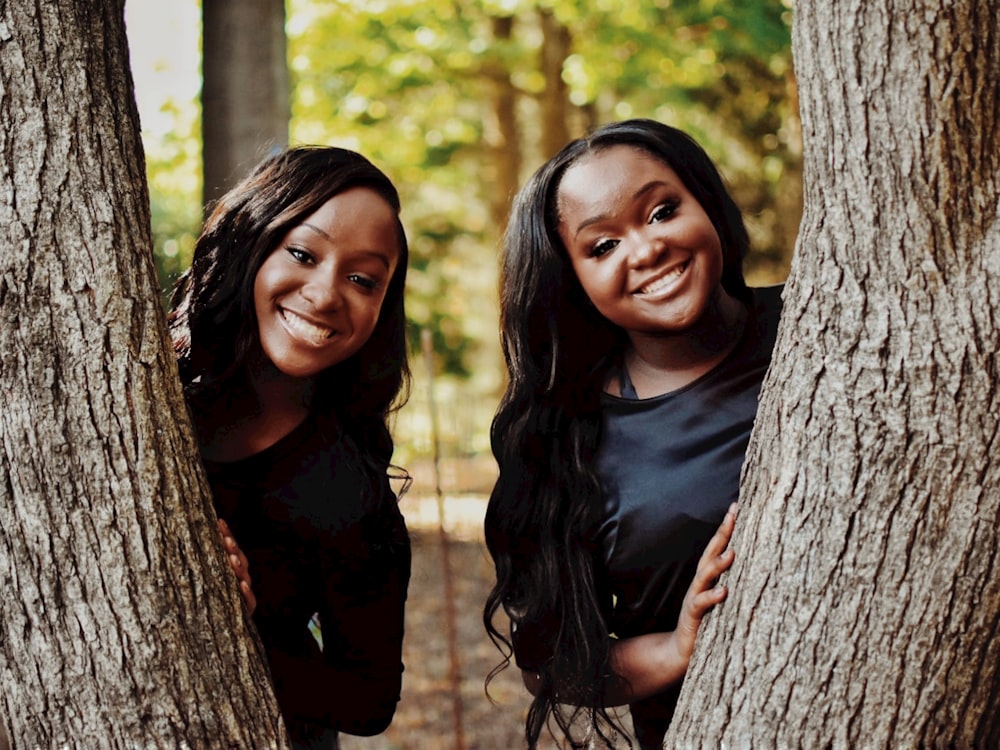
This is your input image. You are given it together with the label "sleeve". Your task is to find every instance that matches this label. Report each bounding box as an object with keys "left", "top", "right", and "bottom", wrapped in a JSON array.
[{"left": 266, "top": 497, "right": 411, "bottom": 737}]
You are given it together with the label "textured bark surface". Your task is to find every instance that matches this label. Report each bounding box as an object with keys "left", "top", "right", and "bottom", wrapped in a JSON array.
[
  {"left": 0, "top": 1, "right": 288, "bottom": 747},
  {"left": 202, "top": 0, "right": 290, "bottom": 206},
  {"left": 667, "top": 1, "right": 1000, "bottom": 748}
]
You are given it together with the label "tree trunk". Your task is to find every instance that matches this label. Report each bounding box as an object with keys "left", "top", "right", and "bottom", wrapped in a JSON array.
[
  {"left": 666, "top": 1, "right": 1000, "bottom": 748},
  {"left": 538, "top": 8, "right": 571, "bottom": 160},
  {"left": 0, "top": 1, "right": 288, "bottom": 747},
  {"left": 201, "top": 0, "right": 289, "bottom": 208},
  {"left": 483, "top": 15, "right": 521, "bottom": 231}
]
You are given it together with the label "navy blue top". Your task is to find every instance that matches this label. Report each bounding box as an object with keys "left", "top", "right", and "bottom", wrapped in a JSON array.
[
  {"left": 510, "top": 286, "right": 782, "bottom": 748},
  {"left": 205, "top": 413, "right": 410, "bottom": 744},
  {"left": 594, "top": 285, "right": 782, "bottom": 746}
]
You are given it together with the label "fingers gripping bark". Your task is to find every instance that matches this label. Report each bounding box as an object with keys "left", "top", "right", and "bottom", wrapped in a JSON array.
[
  {"left": 219, "top": 519, "right": 257, "bottom": 616},
  {"left": 674, "top": 503, "right": 738, "bottom": 662}
]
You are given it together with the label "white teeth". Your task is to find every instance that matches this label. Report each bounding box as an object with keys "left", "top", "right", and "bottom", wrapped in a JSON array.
[
  {"left": 281, "top": 309, "right": 333, "bottom": 344},
  {"left": 639, "top": 262, "right": 687, "bottom": 295}
]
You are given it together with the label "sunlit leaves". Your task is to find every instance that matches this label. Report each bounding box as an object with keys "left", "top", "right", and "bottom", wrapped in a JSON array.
[
  {"left": 144, "top": 96, "right": 202, "bottom": 298},
  {"left": 144, "top": 0, "right": 798, "bottom": 377}
]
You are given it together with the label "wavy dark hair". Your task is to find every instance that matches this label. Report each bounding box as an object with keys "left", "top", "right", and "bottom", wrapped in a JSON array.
[
  {"left": 483, "top": 119, "right": 750, "bottom": 747},
  {"left": 168, "top": 146, "right": 410, "bottom": 465}
]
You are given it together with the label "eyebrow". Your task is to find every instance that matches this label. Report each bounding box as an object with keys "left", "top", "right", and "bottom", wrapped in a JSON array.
[
  {"left": 302, "top": 222, "right": 394, "bottom": 269},
  {"left": 571, "top": 180, "right": 666, "bottom": 238}
]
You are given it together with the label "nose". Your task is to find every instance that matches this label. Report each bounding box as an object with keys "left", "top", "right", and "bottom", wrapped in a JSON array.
[
  {"left": 627, "top": 230, "right": 667, "bottom": 269},
  {"left": 301, "top": 269, "right": 343, "bottom": 311}
]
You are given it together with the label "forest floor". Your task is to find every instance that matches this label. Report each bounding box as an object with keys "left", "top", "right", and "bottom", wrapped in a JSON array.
[{"left": 339, "top": 491, "right": 561, "bottom": 750}]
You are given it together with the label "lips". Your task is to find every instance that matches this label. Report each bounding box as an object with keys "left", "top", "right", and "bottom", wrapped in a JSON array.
[
  {"left": 636, "top": 260, "right": 689, "bottom": 295},
  {"left": 279, "top": 308, "right": 335, "bottom": 345}
]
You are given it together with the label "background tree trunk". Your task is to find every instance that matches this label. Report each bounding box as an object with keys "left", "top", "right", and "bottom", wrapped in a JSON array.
[
  {"left": 538, "top": 8, "right": 571, "bottom": 160},
  {"left": 202, "top": 0, "right": 289, "bottom": 208},
  {"left": 666, "top": 1, "right": 1000, "bottom": 747},
  {"left": 484, "top": 15, "right": 522, "bottom": 231},
  {"left": 0, "top": 1, "right": 288, "bottom": 746}
]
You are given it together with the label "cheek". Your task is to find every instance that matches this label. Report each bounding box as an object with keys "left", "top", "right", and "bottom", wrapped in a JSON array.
[
  {"left": 354, "top": 294, "right": 390, "bottom": 341},
  {"left": 706, "top": 237, "right": 727, "bottom": 281},
  {"left": 573, "top": 264, "right": 616, "bottom": 306},
  {"left": 358, "top": 311, "right": 381, "bottom": 343},
  {"left": 252, "top": 257, "right": 282, "bottom": 312},
  {"left": 252, "top": 281, "right": 271, "bottom": 340},
  {"left": 569, "top": 258, "right": 593, "bottom": 291},
  {"left": 699, "top": 222, "right": 725, "bottom": 262}
]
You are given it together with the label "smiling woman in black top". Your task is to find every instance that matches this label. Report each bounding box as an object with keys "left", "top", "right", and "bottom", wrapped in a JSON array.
[{"left": 168, "top": 147, "right": 411, "bottom": 749}]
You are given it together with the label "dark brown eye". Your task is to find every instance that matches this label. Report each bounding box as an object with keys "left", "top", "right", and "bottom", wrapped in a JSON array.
[
  {"left": 286, "top": 246, "right": 314, "bottom": 263},
  {"left": 348, "top": 274, "right": 379, "bottom": 291},
  {"left": 649, "top": 201, "right": 678, "bottom": 223},
  {"left": 590, "top": 239, "right": 619, "bottom": 258}
]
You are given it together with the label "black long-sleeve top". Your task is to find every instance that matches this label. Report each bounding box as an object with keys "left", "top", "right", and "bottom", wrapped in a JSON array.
[{"left": 205, "top": 412, "right": 410, "bottom": 743}]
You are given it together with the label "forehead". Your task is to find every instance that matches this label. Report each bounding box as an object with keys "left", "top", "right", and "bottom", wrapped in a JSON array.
[
  {"left": 290, "top": 187, "right": 401, "bottom": 264},
  {"left": 295, "top": 187, "right": 397, "bottom": 234},
  {"left": 556, "top": 145, "right": 683, "bottom": 218}
]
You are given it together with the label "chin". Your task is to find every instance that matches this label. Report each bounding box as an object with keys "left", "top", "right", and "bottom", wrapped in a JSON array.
[
  {"left": 272, "top": 366, "right": 325, "bottom": 381},
  {"left": 263, "top": 351, "right": 337, "bottom": 381}
]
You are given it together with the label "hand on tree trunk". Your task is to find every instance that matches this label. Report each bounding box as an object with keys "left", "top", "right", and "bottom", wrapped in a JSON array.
[
  {"left": 219, "top": 519, "right": 257, "bottom": 616},
  {"left": 601, "top": 505, "right": 738, "bottom": 706},
  {"left": 673, "top": 502, "right": 738, "bottom": 664}
]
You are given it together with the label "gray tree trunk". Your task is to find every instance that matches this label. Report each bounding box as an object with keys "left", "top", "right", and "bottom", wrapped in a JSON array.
[
  {"left": 0, "top": 1, "right": 289, "bottom": 747},
  {"left": 666, "top": 1, "right": 1000, "bottom": 747},
  {"left": 202, "top": 0, "right": 290, "bottom": 207}
]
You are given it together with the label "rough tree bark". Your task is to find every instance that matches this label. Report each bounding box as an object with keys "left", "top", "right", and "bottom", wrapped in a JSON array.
[
  {"left": 202, "top": 0, "right": 290, "bottom": 207},
  {"left": 666, "top": 1, "right": 1000, "bottom": 747},
  {"left": 0, "top": 1, "right": 288, "bottom": 747}
]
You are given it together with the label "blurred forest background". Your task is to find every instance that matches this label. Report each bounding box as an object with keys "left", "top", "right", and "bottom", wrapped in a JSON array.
[
  {"left": 125, "top": 1, "right": 799, "bottom": 746},
  {"left": 128, "top": 0, "right": 798, "bottom": 468}
]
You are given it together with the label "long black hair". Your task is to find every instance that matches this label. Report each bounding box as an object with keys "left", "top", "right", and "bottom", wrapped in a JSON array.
[
  {"left": 168, "top": 146, "right": 410, "bottom": 465},
  {"left": 483, "top": 119, "right": 750, "bottom": 747}
]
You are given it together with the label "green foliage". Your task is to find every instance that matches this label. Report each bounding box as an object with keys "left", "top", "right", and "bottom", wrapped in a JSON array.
[
  {"left": 144, "top": 0, "right": 798, "bottom": 383},
  {"left": 144, "top": 96, "right": 202, "bottom": 302},
  {"left": 286, "top": 0, "right": 798, "bottom": 378}
]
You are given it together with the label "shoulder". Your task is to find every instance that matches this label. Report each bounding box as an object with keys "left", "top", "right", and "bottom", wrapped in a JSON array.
[
  {"left": 711, "top": 284, "right": 784, "bottom": 371},
  {"left": 312, "top": 414, "right": 409, "bottom": 541},
  {"left": 750, "top": 283, "right": 784, "bottom": 316},
  {"left": 748, "top": 284, "right": 784, "bottom": 348}
]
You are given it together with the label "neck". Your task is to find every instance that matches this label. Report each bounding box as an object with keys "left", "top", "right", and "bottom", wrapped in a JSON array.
[
  {"left": 623, "top": 289, "right": 747, "bottom": 397},
  {"left": 246, "top": 357, "right": 316, "bottom": 419},
  {"left": 194, "top": 358, "right": 317, "bottom": 463}
]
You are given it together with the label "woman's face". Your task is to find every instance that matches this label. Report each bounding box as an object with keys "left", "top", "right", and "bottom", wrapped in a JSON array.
[
  {"left": 253, "top": 187, "right": 400, "bottom": 380},
  {"left": 556, "top": 145, "right": 726, "bottom": 339}
]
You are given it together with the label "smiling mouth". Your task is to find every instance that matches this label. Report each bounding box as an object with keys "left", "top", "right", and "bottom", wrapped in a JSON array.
[
  {"left": 637, "top": 261, "right": 689, "bottom": 295},
  {"left": 280, "top": 308, "right": 335, "bottom": 344}
]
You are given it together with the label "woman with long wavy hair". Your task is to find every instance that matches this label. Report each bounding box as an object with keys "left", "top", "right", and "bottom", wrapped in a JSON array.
[
  {"left": 484, "top": 119, "right": 783, "bottom": 748},
  {"left": 169, "top": 146, "right": 412, "bottom": 749}
]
